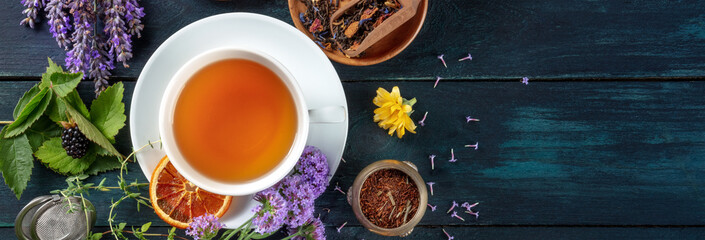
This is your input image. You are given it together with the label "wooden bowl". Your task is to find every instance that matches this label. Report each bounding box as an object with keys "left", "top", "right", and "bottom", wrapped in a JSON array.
[{"left": 287, "top": 0, "right": 428, "bottom": 66}]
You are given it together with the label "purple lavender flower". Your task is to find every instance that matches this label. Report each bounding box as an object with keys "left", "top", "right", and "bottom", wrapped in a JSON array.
[
  {"left": 427, "top": 203, "right": 437, "bottom": 212},
  {"left": 103, "top": 0, "right": 133, "bottom": 68},
  {"left": 124, "top": 0, "right": 145, "bottom": 37},
  {"left": 429, "top": 155, "right": 436, "bottom": 170},
  {"left": 44, "top": 0, "right": 71, "bottom": 49},
  {"left": 448, "top": 148, "right": 457, "bottom": 162},
  {"left": 20, "top": 0, "right": 45, "bottom": 28},
  {"left": 418, "top": 111, "right": 428, "bottom": 126},
  {"left": 186, "top": 213, "right": 225, "bottom": 240},
  {"left": 437, "top": 54, "right": 447, "bottom": 68},
  {"left": 450, "top": 211, "right": 465, "bottom": 221},
  {"left": 443, "top": 229, "right": 454, "bottom": 240},
  {"left": 434, "top": 76, "right": 442, "bottom": 88},
  {"left": 252, "top": 188, "right": 288, "bottom": 234},
  {"left": 336, "top": 222, "right": 347, "bottom": 233},
  {"left": 447, "top": 201, "right": 458, "bottom": 213},
  {"left": 288, "top": 217, "right": 326, "bottom": 240},
  {"left": 462, "top": 202, "right": 480, "bottom": 219},
  {"left": 426, "top": 182, "right": 435, "bottom": 196},
  {"left": 466, "top": 116, "right": 480, "bottom": 122},
  {"left": 295, "top": 146, "right": 330, "bottom": 198},
  {"left": 279, "top": 175, "right": 316, "bottom": 228},
  {"left": 464, "top": 142, "right": 479, "bottom": 150}
]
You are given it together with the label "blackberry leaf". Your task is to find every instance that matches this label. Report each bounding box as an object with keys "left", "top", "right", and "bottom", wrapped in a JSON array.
[
  {"left": 35, "top": 137, "right": 95, "bottom": 175},
  {"left": 90, "top": 82, "right": 125, "bottom": 142},
  {"left": 47, "top": 90, "right": 90, "bottom": 122},
  {"left": 63, "top": 98, "right": 121, "bottom": 157},
  {"left": 5, "top": 87, "right": 52, "bottom": 138},
  {"left": 0, "top": 127, "right": 34, "bottom": 199}
]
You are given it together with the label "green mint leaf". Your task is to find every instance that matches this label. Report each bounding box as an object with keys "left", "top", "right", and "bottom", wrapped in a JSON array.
[
  {"left": 26, "top": 116, "right": 62, "bottom": 152},
  {"left": 118, "top": 222, "right": 127, "bottom": 231},
  {"left": 64, "top": 98, "right": 122, "bottom": 157},
  {"left": 13, "top": 84, "right": 41, "bottom": 119},
  {"left": 167, "top": 227, "right": 176, "bottom": 240},
  {"left": 141, "top": 222, "right": 151, "bottom": 232},
  {"left": 90, "top": 82, "right": 125, "bottom": 141},
  {"left": 5, "top": 87, "right": 52, "bottom": 138},
  {"left": 48, "top": 90, "right": 90, "bottom": 123},
  {"left": 90, "top": 232, "right": 103, "bottom": 240},
  {"left": 84, "top": 155, "right": 121, "bottom": 175},
  {"left": 0, "top": 127, "right": 34, "bottom": 199},
  {"left": 34, "top": 137, "right": 95, "bottom": 175}
]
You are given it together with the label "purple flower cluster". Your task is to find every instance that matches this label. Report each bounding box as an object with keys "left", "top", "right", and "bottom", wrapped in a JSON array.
[
  {"left": 20, "top": 0, "right": 45, "bottom": 28},
  {"left": 295, "top": 146, "right": 330, "bottom": 198},
  {"left": 19, "top": 0, "right": 144, "bottom": 95},
  {"left": 280, "top": 175, "right": 316, "bottom": 227},
  {"left": 287, "top": 217, "right": 326, "bottom": 240},
  {"left": 252, "top": 188, "right": 288, "bottom": 234},
  {"left": 250, "top": 145, "right": 330, "bottom": 236},
  {"left": 186, "top": 213, "right": 225, "bottom": 240}
]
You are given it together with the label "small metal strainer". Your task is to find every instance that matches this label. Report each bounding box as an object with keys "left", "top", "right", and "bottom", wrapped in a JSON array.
[{"left": 15, "top": 195, "right": 96, "bottom": 240}]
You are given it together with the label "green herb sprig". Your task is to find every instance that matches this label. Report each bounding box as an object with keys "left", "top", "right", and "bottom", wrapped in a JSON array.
[{"left": 0, "top": 58, "right": 126, "bottom": 199}]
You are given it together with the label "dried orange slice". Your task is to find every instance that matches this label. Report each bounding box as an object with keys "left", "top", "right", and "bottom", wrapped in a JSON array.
[{"left": 150, "top": 156, "right": 232, "bottom": 229}]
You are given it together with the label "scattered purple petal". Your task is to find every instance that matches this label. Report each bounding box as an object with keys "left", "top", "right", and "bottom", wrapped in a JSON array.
[
  {"left": 462, "top": 202, "right": 480, "bottom": 219},
  {"left": 418, "top": 111, "right": 428, "bottom": 126},
  {"left": 450, "top": 211, "right": 465, "bottom": 221},
  {"left": 443, "top": 228, "right": 455, "bottom": 240},
  {"left": 337, "top": 222, "right": 347, "bottom": 233},
  {"left": 427, "top": 203, "right": 437, "bottom": 212},
  {"left": 429, "top": 155, "right": 436, "bottom": 170},
  {"left": 446, "top": 201, "right": 458, "bottom": 213},
  {"left": 341, "top": 157, "right": 347, "bottom": 163},
  {"left": 466, "top": 116, "right": 480, "bottom": 122},
  {"left": 464, "top": 142, "right": 479, "bottom": 150},
  {"left": 458, "top": 53, "right": 473, "bottom": 61},
  {"left": 334, "top": 182, "right": 346, "bottom": 195},
  {"left": 434, "top": 76, "right": 443, "bottom": 88},
  {"left": 465, "top": 210, "right": 480, "bottom": 219},
  {"left": 427, "top": 182, "right": 435, "bottom": 196},
  {"left": 521, "top": 77, "right": 529, "bottom": 85},
  {"left": 437, "top": 54, "right": 447, "bottom": 68},
  {"left": 448, "top": 149, "right": 457, "bottom": 162}
]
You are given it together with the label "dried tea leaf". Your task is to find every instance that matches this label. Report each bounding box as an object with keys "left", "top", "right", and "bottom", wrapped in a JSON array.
[{"left": 344, "top": 21, "right": 360, "bottom": 38}]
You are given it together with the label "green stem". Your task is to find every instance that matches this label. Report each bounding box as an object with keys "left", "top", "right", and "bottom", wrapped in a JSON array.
[
  {"left": 280, "top": 231, "right": 303, "bottom": 240},
  {"left": 101, "top": 230, "right": 190, "bottom": 240},
  {"left": 221, "top": 216, "right": 254, "bottom": 240},
  {"left": 79, "top": 191, "right": 90, "bottom": 237},
  {"left": 237, "top": 220, "right": 253, "bottom": 240},
  {"left": 0, "top": 121, "right": 13, "bottom": 125}
]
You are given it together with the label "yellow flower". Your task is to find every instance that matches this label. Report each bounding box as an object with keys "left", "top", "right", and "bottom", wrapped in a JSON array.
[{"left": 373, "top": 86, "right": 417, "bottom": 138}]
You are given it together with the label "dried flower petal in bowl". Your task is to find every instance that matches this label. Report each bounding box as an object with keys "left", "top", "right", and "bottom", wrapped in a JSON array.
[{"left": 289, "top": 0, "right": 428, "bottom": 66}]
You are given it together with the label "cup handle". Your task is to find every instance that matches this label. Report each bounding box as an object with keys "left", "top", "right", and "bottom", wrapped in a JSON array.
[{"left": 308, "top": 106, "right": 346, "bottom": 124}]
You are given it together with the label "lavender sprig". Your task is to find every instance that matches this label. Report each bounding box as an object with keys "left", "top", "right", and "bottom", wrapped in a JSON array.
[
  {"left": 20, "top": 0, "right": 45, "bottom": 28},
  {"left": 103, "top": 0, "right": 133, "bottom": 68},
  {"left": 45, "top": 0, "right": 71, "bottom": 49},
  {"left": 124, "top": 0, "right": 145, "bottom": 37}
]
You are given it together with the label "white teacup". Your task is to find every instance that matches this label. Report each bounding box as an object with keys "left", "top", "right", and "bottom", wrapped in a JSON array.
[{"left": 159, "top": 48, "right": 343, "bottom": 196}]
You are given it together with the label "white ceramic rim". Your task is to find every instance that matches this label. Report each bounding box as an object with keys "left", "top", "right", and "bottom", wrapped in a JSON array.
[{"left": 158, "top": 47, "right": 309, "bottom": 196}]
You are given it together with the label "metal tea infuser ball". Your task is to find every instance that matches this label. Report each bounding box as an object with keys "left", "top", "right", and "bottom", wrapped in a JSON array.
[{"left": 15, "top": 195, "right": 96, "bottom": 240}]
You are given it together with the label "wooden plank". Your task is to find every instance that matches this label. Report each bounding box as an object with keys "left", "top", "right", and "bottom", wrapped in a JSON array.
[
  {"left": 2, "top": 226, "right": 705, "bottom": 240},
  {"left": 1, "top": 81, "right": 705, "bottom": 228},
  {"left": 2, "top": 1, "right": 705, "bottom": 80}
]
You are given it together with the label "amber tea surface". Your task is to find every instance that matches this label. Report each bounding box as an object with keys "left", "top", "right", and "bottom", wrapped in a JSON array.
[{"left": 173, "top": 59, "right": 297, "bottom": 183}]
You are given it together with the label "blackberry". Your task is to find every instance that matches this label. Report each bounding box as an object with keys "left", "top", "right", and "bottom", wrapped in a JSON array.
[{"left": 61, "top": 126, "right": 89, "bottom": 159}]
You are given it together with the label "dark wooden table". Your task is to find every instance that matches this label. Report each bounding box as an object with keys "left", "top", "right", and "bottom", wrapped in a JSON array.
[{"left": 2, "top": 1, "right": 705, "bottom": 239}]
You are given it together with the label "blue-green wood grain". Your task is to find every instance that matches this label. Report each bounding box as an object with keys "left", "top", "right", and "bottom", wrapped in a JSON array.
[
  {"left": 1, "top": 81, "right": 704, "bottom": 230},
  {"left": 1, "top": 1, "right": 705, "bottom": 80},
  {"left": 2, "top": 226, "right": 705, "bottom": 240}
]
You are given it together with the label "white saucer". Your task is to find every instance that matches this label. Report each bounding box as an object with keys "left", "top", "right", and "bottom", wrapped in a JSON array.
[{"left": 129, "top": 13, "right": 348, "bottom": 228}]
